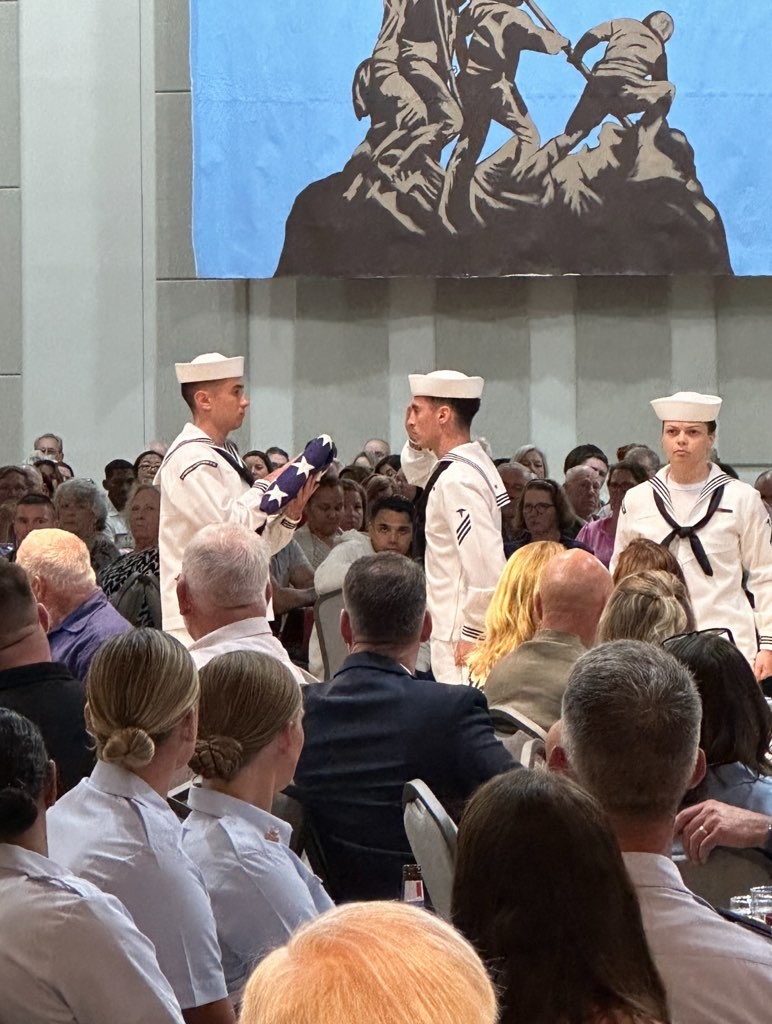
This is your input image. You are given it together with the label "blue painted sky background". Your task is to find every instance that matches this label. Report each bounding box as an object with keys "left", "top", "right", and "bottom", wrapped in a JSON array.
[{"left": 190, "top": 1, "right": 771, "bottom": 277}]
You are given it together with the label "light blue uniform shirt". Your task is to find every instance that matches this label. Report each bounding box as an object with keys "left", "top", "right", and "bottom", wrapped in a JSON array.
[
  {"left": 182, "top": 786, "right": 333, "bottom": 998},
  {"left": 47, "top": 761, "right": 228, "bottom": 1011},
  {"left": 0, "top": 843, "right": 184, "bottom": 1024}
]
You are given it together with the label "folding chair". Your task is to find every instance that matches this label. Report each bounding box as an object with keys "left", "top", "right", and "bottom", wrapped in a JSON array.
[
  {"left": 313, "top": 588, "right": 348, "bottom": 679},
  {"left": 402, "top": 779, "right": 458, "bottom": 922},
  {"left": 674, "top": 846, "right": 772, "bottom": 909},
  {"left": 488, "top": 705, "right": 547, "bottom": 765}
]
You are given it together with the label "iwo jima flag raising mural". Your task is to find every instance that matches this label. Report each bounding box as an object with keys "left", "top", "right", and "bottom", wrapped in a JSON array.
[{"left": 190, "top": 1, "right": 771, "bottom": 278}]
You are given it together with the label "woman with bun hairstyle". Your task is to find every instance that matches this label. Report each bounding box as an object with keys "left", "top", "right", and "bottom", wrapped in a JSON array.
[
  {"left": 183, "top": 651, "right": 332, "bottom": 999},
  {"left": 0, "top": 709, "right": 184, "bottom": 1023},
  {"left": 47, "top": 629, "right": 236, "bottom": 1024}
]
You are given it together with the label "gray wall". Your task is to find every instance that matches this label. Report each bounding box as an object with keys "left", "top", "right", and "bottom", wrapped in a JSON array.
[{"left": 2, "top": 0, "right": 771, "bottom": 483}]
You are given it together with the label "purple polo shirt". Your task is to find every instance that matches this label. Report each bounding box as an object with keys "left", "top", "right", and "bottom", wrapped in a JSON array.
[{"left": 48, "top": 589, "right": 132, "bottom": 681}]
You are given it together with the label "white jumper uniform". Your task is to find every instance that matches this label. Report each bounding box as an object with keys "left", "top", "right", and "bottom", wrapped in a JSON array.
[
  {"left": 402, "top": 440, "right": 508, "bottom": 683},
  {"left": 0, "top": 843, "right": 184, "bottom": 1024},
  {"left": 612, "top": 464, "right": 772, "bottom": 662},
  {"left": 157, "top": 422, "right": 297, "bottom": 639}
]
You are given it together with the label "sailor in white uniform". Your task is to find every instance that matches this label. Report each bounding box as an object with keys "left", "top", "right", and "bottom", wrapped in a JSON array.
[
  {"left": 402, "top": 370, "right": 508, "bottom": 684},
  {"left": 612, "top": 391, "right": 772, "bottom": 677},
  {"left": 0, "top": 708, "right": 184, "bottom": 1024},
  {"left": 158, "top": 353, "right": 307, "bottom": 644}
]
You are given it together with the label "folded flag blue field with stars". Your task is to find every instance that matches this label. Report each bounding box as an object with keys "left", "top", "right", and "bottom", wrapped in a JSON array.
[{"left": 257, "top": 435, "right": 337, "bottom": 514}]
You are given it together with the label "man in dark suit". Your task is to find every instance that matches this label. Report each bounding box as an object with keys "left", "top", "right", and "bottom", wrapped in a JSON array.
[
  {"left": 0, "top": 562, "right": 93, "bottom": 793},
  {"left": 290, "top": 552, "right": 515, "bottom": 901}
]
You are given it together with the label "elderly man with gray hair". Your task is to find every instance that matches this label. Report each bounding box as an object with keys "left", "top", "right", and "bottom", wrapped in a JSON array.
[
  {"left": 554, "top": 640, "right": 772, "bottom": 1024},
  {"left": 177, "top": 522, "right": 305, "bottom": 685},
  {"left": 16, "top": 529, "right": 131, "bottom": 680}
]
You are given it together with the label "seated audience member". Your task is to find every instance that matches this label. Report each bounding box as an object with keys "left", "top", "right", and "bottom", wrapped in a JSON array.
[
  {"left": 364, "top": 437, "right": 391, "bottom": 463},
  {"left": 240, "top": 902, "right": 497, "bottom": 1024},
  {"left": 290, "top": 553, "right": 514, "bottom": 902},
  {"left": 364, "top": 470, "right": 397, "bottom": 509},
  {"left": 755, "top": 469, "right": 772, "bottom": 517},
  {"left": 21, "top": 464, "right": 45, "bottom": 495},
  {"left": 484, "top": 550, "right": 613, "bottom": 730},
  {"left": 0, "top": 563, "right": 92, "bottom": 792},
  {"left": 467, "top": 540, "right": 562, "bottom": 687},
  {"left": 12, "top": 493, "right": 56, "bottom": 550},
  {"left": 308, "top": 496, "right": 416, "bottom": 678},
  {"left": 622, "top": 444, "right": 661, "bottom": 478},
  {"left": 31, "top": 459, "right": 64, "bottom": 498},
  {"left": 16, "top": 529, "right": 131, "bottom": 681},
  {"left": 497, "top": 461, "right": 534, "bottom": 543},
  {"left": 611, "top": 536, "right": 689, "bottom": 588},
  {"left": 577, "top": 461, "right": 648, "bottom": 567},
  {"left": 265, "top": 446, "right": 289, "bottom": 470},
  {"left": 339, "top": 478, "right": 366, "bottom": 532},
  {"left": 513, "top": 444, "right": 548, "bottom": 478},
  {"left": 47, "top": 629, "right": 235, "bottom": 1024},
  {"left": 269, "top": 540, "right": 315, "bottom": 618},
  {"left": 57, "top": 461, "right": 75, "bottom": 481},
  {"left": 293, "top": 476, "right": 344, "bottom": 569},
  {"left": 177, "top": 522, "right": 305, "bottom": 685},
  {"left": 183, "top": 652, "right": 332, "bottom": 998},
  {"left": 99, "top": 484, "right": 161, "bottom": 628},
  {"left": 563, "top": 465, "right": 601, "bottom": 529},
  {"left": 350, "top": 451, "right": 375, "bottom": 470},
  {"left": 453, "top": 770, "right": 669, "bottom": 1024},
  {"left": 665, "top": 630, "right": 772, "bottom": 815},
  {"left": 32, "top": 433, "right": 64, "bottom": 462},
  {"left": 0, "top": 710, "right": 184, "bottom": 1024},
  {"left": 556, "top": 641, "right": 772, "bottom": 1024},
  {"left": 53, "top": 478, "right": 121, "bottom": 574},
  {"left": 133, "top": 449, "right": 163, "bottom": 485},
  {"left": 0, "top": 467, "right": 30, "bottom": 547},
  {"left": 337, "top": 464, "right": 372, "bottom": 485},
  {"left": 102, "top": 459, "right": 136, "bottom": 550},
  {"left": 243, "top": 450, "right": 271, "bottom": 481},
  {"left": 563, "top": 443, "right": 610, "bottom": 490},
  {"left": 374, "top": 453, "right": 401, "bottom": 478},
  {"left": 505, "top": 478, "right": 590, "bottom": 556},
  {"left": 597, "top": 569, "right": 694, "bottom": 645}
]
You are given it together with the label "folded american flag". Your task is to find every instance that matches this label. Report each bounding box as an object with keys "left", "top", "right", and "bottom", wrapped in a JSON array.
[{"left": 258, "top": 434, "right": 337, "bottom": 513}]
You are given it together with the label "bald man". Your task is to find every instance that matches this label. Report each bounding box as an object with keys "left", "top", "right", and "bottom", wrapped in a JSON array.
[{"left": 483, "top": 549, "right": 612, "bottom": 730}]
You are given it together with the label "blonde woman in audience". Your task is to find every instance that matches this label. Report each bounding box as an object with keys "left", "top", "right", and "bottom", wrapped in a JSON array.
[
  {"left": 452, "top": 770, "right": 670, "bottom": 1024},
  {"left": 0, "top": 709, "right": 184, "bottom": 1024},
  {"left": 597, "top": 569, "right": 694, "bottom": 645},
  {"left": 467, "top": 540, "right": 562, "bottom": 686},
  {"left": 182, "top": 651, "right": 332, "bottom": 1000},
  {"left": 513, "top": 443, "right": 548, "bottom": 479},
  {"left": 47, "top": 629, "right": 235, "bottom": 1024},
  {"left": 239, "top": 901, "right": 498, "bottom": 1024}
]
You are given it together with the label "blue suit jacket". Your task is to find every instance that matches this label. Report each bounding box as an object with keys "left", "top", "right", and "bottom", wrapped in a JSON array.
[{"left": 289, "top": 651, "right": 515, "bottom": 901}]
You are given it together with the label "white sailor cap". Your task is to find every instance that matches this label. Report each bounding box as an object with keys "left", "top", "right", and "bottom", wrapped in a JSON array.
[
  {"left": 175, "top": 352, "right": 244, "bottom": 384},
  {"left": 408, "top": 369, "right": 484, "bottom": 400},
  {"left": 650, "top": 391, "right": 722, "bottom": 423}
]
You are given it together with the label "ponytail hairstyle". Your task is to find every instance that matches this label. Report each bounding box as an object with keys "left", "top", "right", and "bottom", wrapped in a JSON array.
[
  {"left": 86, "top": 628, "right": 199, "bottom": 771},
  {"left": 0, "top": 710, "right": 51, "bottom": 839},
  {"left": 191, "top": 652, "right": 302, "bottom": 781}
]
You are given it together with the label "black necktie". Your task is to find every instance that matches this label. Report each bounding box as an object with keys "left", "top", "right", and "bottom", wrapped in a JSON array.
[{"left": 652, "top": 485, "right": 724, "bottom": 577}]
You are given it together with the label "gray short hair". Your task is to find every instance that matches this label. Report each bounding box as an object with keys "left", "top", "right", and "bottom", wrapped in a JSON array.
[
  {"left": 343, "top": 553, "right": 426, "bottom": 645},
  {"left": 53, "top": 478, "right": 108, "bottom": 532},
  {"left": 562, "top": 640, "right": 701, "bottom": 819},
  {"left": 182, "top": 523, "right": 270, "bottom": 609}
]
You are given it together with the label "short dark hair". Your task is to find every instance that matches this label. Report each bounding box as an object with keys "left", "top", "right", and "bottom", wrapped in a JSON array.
[
  {"left": 343, "top": 553, "right": 425, "bottom": 645},
  {"left": 369, "top": 495, "right": 415, "bottom": 524},
  {"left": 607, "top": 460, "right": 648, "bottom": 487},
  {"left": 0, "top": 562, "right": 38, "bottom": 643},
  {"left": 104, "top": 459, "right": 134, "bottom": 478},
  {"left": 266, "top": 446, "right": 289, "bottom": 460},
  {"left": 425, "top": 396, "right": 481, "bottom": 430},
  {"left": 0, "top": 710, "right": 50, "bottom": 839},
  {"left": 15, "top": 493, "right": 54, "bottom": 511},
  {"left": 374, "top": 454, "right": 401, "bottom": 475},
  {"left": 563, "top": 444, "right": 608, "bottom": 474}
]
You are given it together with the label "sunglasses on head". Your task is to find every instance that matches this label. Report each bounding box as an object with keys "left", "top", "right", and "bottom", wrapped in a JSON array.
[{"left": 662, "top": 626, "right": 735, "bottom": 649}]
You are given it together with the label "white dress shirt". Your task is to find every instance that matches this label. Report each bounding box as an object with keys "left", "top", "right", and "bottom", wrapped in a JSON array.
[
  {"left": 187, "top": 616, "right": 306, "bottom": 685},
  {"left": 0, "top": 842, "right": 183, "bottom": 1024},
  {"left": 47, "top": 761, "right": 228, "bottom": 1011},
  {"left": 182, "top": 786, "right": 333, "bottom": 998},
  {"left": 623, "top": 851, "right": 772, "bottom": 1024}
]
